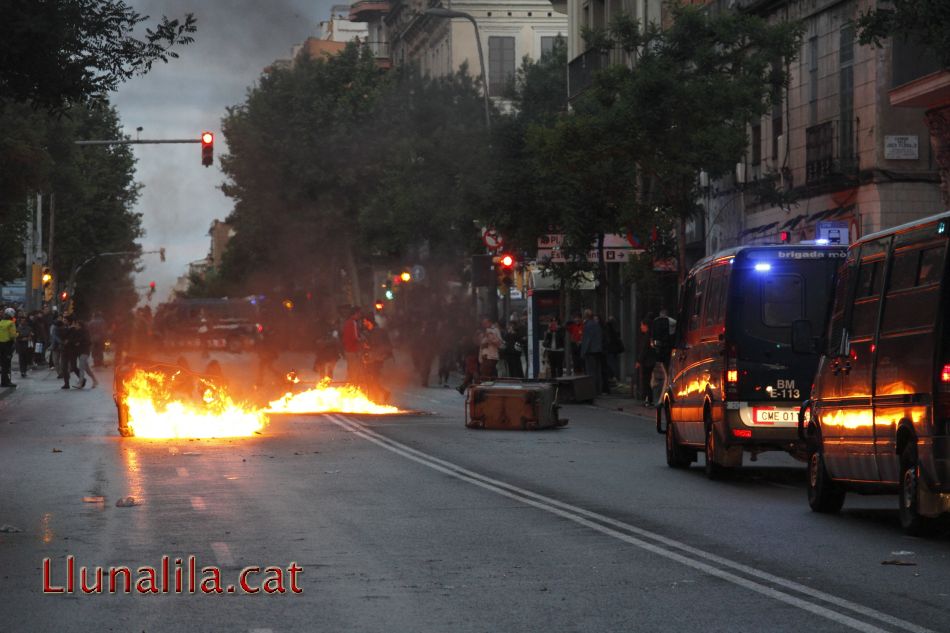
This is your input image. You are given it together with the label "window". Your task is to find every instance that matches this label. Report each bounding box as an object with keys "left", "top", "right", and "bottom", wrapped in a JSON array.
[
  {"left": 771, "top": 100, "right": 783, "bottom": 162},
  {"left": 887, "top": 250, "right": 919, "bottom": 292},
  {"left": 827, "top": 263, "right": 853, "bottom": 355},
  {"left": 856, "top": 259, "right": 883, "bottom": 298},
  {"left": 540, "top": 35, "right": 560, "bottom": 58},
  {"left": 761, "top": 274, "right": 804, "bottom": 328},
  {"left": 917, "top": 245, "right": 945, "bottom": 285},
  {"left": 689, "top": 270, "right": 708, "bottom": 332},
  {"left": 751, "top": 125, "right": 762, "bottom": 165},
  {"left": 808, "top": 36, "right": 818, "bottom": 125},
  {"left": 704, "top": 267, "right": 726, "bottom": 328},
  {"left": 488, "top": 36, "right": 516, "bottom": 96}
]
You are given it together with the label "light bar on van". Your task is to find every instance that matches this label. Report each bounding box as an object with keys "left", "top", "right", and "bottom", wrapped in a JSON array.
[
  {"left": 754, "top": 262, "right": 771, "bottom": 272},
  {"left": 814, "top": 238, "right": 830, "bottom": 245}
]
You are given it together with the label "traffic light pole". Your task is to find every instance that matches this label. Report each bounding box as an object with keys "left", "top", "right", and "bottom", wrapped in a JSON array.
[
  {"left": 74, "top": 139, "right": 202, "bottom": 145},
  {"left": 65, "top": 248, "right": 165, "bottom": 313}
]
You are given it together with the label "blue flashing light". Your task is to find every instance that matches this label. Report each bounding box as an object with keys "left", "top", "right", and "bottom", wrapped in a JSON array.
[
  {"left": 754, "top": 262, "right": 772, "bottom": 272},
  {"left": 384, "top": 289, "right": 394, "bottom": 300},
  {"left": 814, "top": 238, "right": 830, "bottom": 245},
  {"left": 938, "top": 221, "right": 946, "bottom": 235}
]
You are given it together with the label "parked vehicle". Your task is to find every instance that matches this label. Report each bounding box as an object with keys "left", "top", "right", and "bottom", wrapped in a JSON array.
[
  {"left": 800, "top": 212, "right": 950, "bottom": 533},
  {"left": 658, "top": 244, "right": 847, "bottom": 478},
  {"left": 153, "top": 297, "right": 263, "bottom": 353}
]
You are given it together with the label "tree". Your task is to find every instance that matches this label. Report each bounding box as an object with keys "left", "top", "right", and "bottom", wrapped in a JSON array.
[
  {"left": 537, "top": 7, "right": 802, "bottom": 282},
  {"left": 857, "top": 0, "right": 950, "bottom": 67},
  {"left": 1, "top": 0, "right": 196, "bottom": 110}
]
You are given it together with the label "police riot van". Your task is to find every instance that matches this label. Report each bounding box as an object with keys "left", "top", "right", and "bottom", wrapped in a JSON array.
[
  {"left": 800, "top": 211, "right": 950, "bottom": 533},
  {"left": 657, "top": 244, "right": 847, "bottom": 478}
]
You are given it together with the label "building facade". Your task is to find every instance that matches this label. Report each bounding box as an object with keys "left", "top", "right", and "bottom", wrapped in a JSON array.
[
  {"left": 709, "top": 0, "right": 943, "bottom": 253},
  {"left": 350, "top": 0, "right": 567, "bottom": 95}
]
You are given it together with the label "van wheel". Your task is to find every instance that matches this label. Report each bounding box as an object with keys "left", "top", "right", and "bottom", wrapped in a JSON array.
[
  {"left": 704, "top": 424, "right": 729, "bottom": 480},
  {"left": 807, "top": 449, "right": 844, "bottom": 513},
  {"left": 666, "top": 414, "right": 693, "bottom": 469},
  {"left": 899, "top": 444, "right": 934, "bottom": 535}
]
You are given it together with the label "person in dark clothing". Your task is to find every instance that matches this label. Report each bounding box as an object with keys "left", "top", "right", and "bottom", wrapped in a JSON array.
[
  {"left": 60, "top": 316, "right": 81, "bottom": 389},
  {"left": 502, "top": 321, "right": 525, "bottom": 379},
  {"left": 74, "top": 319, "right": 98, "bottom": 388},
  {"left": 603, "top": 315, "right": 624, "bottom": 387},
  {"left": 15, "top": 314, "right": 33, "bottom": 378},
  {"left": 312, "top": 319, "right": 341, "bottom": 380},
  {"left": 580, "top": 309, "right": 606, "bottom": 394},
  {"left": 542, "top": 318, "right": 566, "bottom": 378},
  {"left": 636, "top": 314, "right": 657, "bottom": 405},
  {"left": 361, "top": 314, "right": 393, "bottom": 403}
]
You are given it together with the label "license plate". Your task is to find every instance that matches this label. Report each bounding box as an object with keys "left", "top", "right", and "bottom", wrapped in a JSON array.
[{"left": 752, "top": 406, "right": 798, "bottom": 425}]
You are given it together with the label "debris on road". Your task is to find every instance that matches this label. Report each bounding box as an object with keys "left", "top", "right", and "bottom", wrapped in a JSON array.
[
  {"left": 51, "top": 448, "right": 62, "bottom": 453},
  {"left": 82, "top": 496, "right": 105, "bottom": 503},
  {"left": 881, "top": 560, "right": 917, "bottom": 566},
  {"left": 0, "top": 524, "right": 23, "bottom": 533},
  {"left": 116, "top": 496, "right": 137, "bottom": 507}
]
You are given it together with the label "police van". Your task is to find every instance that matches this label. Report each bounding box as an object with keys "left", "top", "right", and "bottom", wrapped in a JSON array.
[
  {"left": 658, "top": 244, "right": 847, "bottom": 478},
  {"left": 800, "top": 211, "right": 950, "bottom": 533}
]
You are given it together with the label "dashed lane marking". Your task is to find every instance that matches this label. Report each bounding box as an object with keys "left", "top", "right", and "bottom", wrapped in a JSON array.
[{"left": 328, "top": 414, "right": 933, "bottom": 633}]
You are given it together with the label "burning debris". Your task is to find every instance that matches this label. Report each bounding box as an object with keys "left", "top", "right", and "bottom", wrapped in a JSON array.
[{"left": 115, "top": 366, "right": 399, "bottom": 439}]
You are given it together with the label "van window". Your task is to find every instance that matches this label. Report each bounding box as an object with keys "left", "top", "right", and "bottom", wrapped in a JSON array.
[
  {"left": 827, "top": 263, "right": 853, "bottom": 355},
  {"left": 688, "top": 269, "right": 709, "bottom": 333},
  {"left": 888, "top": 249, "right": 918, "bottom": 292},
  {"left": 762, "top": 274, "right": 804, "bottom": 327},
  {"left": 704, "top": 266, "right": 727, "bottom": 328},
  {"left": 917, "top": 244, "right": 945, "bottom": 286},
  {"left": 856, "top": 259, "right": 884, "bottom": 298}
]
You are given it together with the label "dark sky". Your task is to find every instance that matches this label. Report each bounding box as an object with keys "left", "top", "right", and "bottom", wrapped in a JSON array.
[{"left": 111, "top": 0, "right": 336, "bottom": 300}]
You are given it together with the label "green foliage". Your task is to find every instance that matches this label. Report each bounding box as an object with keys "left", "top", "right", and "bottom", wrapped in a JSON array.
[
  {"left": 857, "top": 0, "right": 950, "bottom": 68},
  {"left": 218, "top": 43, "right": 491, "bottom": 296},
  {"left": 1, "top": 0, "right": 196, "bottom": 110}
]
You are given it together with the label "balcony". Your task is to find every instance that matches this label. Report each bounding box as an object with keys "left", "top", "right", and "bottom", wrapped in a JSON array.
[
  {"left": 349, "top": 0, "right": 390, "bottom": 22},
  {"left": 805, "top": 120, "right": 858, "bottom": 186},
  {"left": 364, "top": 40, "right": 392, "bottom": 69},
  {"left": 568, "top": 48, "right": 609, "bottom": 101}
]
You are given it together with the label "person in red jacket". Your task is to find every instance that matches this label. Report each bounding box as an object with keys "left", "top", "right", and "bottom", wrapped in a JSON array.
[{"left": 341, "top": 306, "right": 364, "bottom": 384}]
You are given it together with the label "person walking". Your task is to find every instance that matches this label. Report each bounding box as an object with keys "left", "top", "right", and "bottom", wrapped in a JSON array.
[
  {"left": 341, "top": 306, "right": 364, "bottom": 384},
  {"left": 0, "top": 308, "right": 17, "bottom": 387},
  {"left": 542, "top": 318, "right": 566, "bottom": 378},
  {"left": 636, "top": 314, "right": 657, "bottom": 406},
  {"left": 580, "top": 309, "right": 606, "bottom": 395},
  {"left": 88, "top": 311, "right": 107, "bottom": 367},
  {"left": 15, "top": 312, "right": 33, "bottom": 378},
  {"left": 74, "top": 318, "right": 98, "bottom": 388},
  {"left": 60, "top": 316, "right": 81, "bottom": 389},
  {"left": 312, "top": 319, "right": 341, "bottom": 381}
]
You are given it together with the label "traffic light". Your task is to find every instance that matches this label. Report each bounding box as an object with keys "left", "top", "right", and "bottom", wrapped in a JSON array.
[
  {"left": 374, "top": 301, "right": 384, "bottom": 311},
  {"left": 497, "top": 253, "right": 516, "bottom": 286},
  {"left": 148, "top": 281, "right": 156, "bottom": 301},
  {"left": 201, "top": 131, "right": 213, "bottom": 167},
  {"left": 42, "top": 268, "right": 53, "bottom": 302},
  {"left": 779, "top": 230, "right": 790, "bottom": 244},
  {"left": 400, "top": 271, "right": 412, "bottom": 283},
  {"left": 59, "top": 290, "right": 69, "bottom": 302}
]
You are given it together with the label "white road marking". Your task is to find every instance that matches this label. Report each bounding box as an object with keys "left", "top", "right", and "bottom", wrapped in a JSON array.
[
  {"left": 249, "top": 629, "right": 274, "bottom": 633},
  {"left": 329, "top": 414, "right": 933, "bottom": 633},
  {"left": 191, "top": 496, "right": 206, "bottom": 511},
  {"left": 210, "top": 541, "right": 234, "bottom": 566},
  {"left": 176, "top": 467, "right": 189, "bottom": 478}
]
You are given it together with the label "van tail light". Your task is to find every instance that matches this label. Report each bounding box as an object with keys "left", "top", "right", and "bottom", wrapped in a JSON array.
[
  {"left": 732, "top": 429, "right": 752, "bottom": 438},
  {"left": 941, "top": 363, "right": 950, "bottom": 384},
  {"left": 724, "top": 342, "right": 739, "bottom": 399}
]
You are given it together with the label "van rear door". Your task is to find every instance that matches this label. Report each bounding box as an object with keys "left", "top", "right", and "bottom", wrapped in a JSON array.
[{"left": 727, "top": 249, "right": 844, "bottom": 426}]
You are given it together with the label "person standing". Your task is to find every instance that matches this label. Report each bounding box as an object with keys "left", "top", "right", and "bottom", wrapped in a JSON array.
[
  {"left": 0, "top": 308, "right": 17, "bottom": 387},
  {"left": 477, "top": 317, "right": 503, "bottom": 380},
  {"left": 49, "top": 316, "right": 64, "bottom": 379},
  {"left": 603, "top": 315, "right": 625, "bottom": 388},
  {"left": 15, "top": 312, "right": 33, "bottom": 378},
  {"left": 542, "top": 318, "right": 566, "bottom": 378},
  {"left": 60, "top": 315, "right": 81, "bottom": 389},
  {"left": 341, "top": 306, "right": 364, "bottom": 384},
  {"left": 88, "top": 311, "right": 107, "bottom": 367},
  {"left": 361, "top": 314, "right": 393, "bottom": 403},
  {"left": 74, "top": 318, "right": 98, "bottom": 388},
  {"left": 502, "top": 319, "right": 525, "bottom": 379},
  {"left": 580, "top": 309, "right": 605, "bottom": 395},
  {"left": 565, "top": 313, "right": 584, "bottom": 374},
  {"left": 636, "top": 314, "right": 657, "bottom": 405}
]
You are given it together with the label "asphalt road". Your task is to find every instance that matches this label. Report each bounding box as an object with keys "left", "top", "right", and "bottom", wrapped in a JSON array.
[{"left": 1, "top": 352, "right": 948, "bottom": 632}]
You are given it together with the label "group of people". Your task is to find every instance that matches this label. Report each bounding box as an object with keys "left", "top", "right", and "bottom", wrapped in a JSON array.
[{"left": 0, "top": 305, "right": 106, "bottom": 389}]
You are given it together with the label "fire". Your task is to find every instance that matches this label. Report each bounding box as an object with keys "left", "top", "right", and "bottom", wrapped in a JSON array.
[
  {"left": 266, "top": 379, "right": 399, "bottom": 415},
  {"left": 123, "top": 370, "right": 267, "bottom": 439}
]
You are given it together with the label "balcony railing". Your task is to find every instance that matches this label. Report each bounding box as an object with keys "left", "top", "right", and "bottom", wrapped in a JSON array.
[
  {"left": 568, "top": 48, "right": 609, "bottom": 100},
  {"left": 805, "top": 119, "right": 858, "bottom": 185},
  {"left": 364, "top": 40, "right": 389, "bottom": 59}
]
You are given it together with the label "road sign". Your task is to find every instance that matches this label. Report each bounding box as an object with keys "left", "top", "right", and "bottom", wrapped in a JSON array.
[
  {"left": 481, "top": 227, "right": 504, "bottom": 251},
  {"left": 816, "top": 220, "right": 850, "bottom": 245},
  {"left": 537, "top": 233, "right": 643, "bottom": 263}
]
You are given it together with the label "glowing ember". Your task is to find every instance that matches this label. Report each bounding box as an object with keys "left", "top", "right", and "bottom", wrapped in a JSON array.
[
  {"left": 123, "top": 370, "right": 267, "bottom": 439},
  {"left": 266, "top": 379, "right": 399, "bottom": 415}
]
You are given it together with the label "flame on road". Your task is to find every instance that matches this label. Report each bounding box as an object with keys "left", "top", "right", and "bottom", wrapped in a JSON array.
[
  {"left": 266, "top": 379, "right": 399, "bottom": 415},
  {"left": 123, "top": 370, "right": 267, "bottom": 439},
  {"left": 120, "top": 371, "right": 399, "bottom": 439}
]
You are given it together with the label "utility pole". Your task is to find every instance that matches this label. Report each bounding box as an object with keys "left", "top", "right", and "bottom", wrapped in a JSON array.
[{"left": 48, "top": 193, "right": 55, "bottom": 286}]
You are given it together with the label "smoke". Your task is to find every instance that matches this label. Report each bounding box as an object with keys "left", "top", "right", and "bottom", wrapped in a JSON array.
[{"left": 110, "top": 0, "right": 336, "bottom": 301}]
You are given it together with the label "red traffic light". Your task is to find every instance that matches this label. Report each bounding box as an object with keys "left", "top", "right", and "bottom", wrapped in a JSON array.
[
  {"left": 60, "top": 291, "right": 68, "bottom": 301},
  {"left": 499, "top": 254, "right": 514, "bottom": 268},
  {"left": 779, "top": 230, "right": 790, "bottom": 243},
  {"left": 201, "top": 131, "right": 214, "bottom": 167},
  {"left": 149, "top": 281, "right": 156, "bottom": 290}
]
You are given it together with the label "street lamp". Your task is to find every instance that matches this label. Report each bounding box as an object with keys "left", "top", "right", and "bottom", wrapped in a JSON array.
[{"left": 424, "top": 7, "right": 491, "bottom": 130}]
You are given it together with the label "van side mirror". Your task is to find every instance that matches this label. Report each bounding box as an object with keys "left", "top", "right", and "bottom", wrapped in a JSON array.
[{"left": 791, "top": 319, "right": 813, "bottom": 354}]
